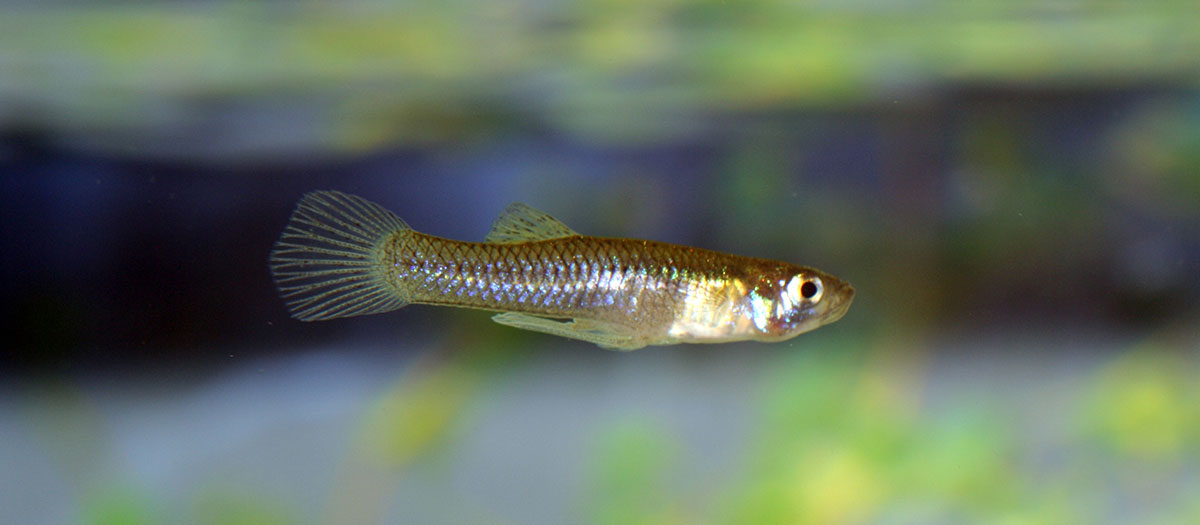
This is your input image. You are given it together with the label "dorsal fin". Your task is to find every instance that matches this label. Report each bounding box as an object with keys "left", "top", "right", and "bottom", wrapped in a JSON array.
[{"left": 485, "top": 203, "right": 579, "bottom": 243}]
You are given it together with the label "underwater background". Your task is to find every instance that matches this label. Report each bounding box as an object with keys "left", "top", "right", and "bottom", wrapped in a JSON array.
[{"left": 2, "top": 1, "right": 1199, "bottom": 524}]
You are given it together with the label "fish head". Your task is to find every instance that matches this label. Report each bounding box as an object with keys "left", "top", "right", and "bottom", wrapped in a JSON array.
[{"left": 746, "top": 265, "right": 854, "bottom": 342}]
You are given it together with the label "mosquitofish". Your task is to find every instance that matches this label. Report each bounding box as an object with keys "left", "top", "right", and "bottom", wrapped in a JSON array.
[{"left": 269, "top": 191, "right": 854, "bottom": 350}]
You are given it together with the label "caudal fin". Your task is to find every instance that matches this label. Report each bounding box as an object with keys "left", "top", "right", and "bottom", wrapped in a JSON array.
[{"left": 269, "top": 191, "right": 410, "bottom": 321}]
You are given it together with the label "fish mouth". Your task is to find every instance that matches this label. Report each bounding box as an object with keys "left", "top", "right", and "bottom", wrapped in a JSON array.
[{"left": 822, "top": 283, "right": 855, "bottom": 325}]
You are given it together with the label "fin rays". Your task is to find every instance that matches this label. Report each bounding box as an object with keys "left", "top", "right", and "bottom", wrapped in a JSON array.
[
  {"left": 269, "top": 191, "right": 410, "bottom": 321},
  {"left": 485, "top": 203, "right": 579, "bottom": 243},
  {"left": 491, "top": 312, "right": 644, "bottom": 350}
]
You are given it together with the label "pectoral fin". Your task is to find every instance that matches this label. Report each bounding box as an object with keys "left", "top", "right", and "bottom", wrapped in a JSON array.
[{"left": 491, "top": 313, "right": 645, "bottom": 350}]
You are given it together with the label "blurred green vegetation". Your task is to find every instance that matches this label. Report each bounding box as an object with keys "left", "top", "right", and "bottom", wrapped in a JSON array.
[
  {"left": 573, "top": 334, "right": 1200, "bottom": 524},
  {"left": 1085, "top": 344, "right": 1200, "bottom": 463},
  {"left": 1, "top": 1, "right": 1197, "bottom": 150},
  {"left": 82, "top": 485, "right": 298, "bottom": 525},
  {"left": 2, "top": 1, "right": 1196, "bottom": 524},
  {"left": 82, "top": 486, "right": 157, "bottom": 525},
  {"left": 728, "top": 341, "right": 1048, "bottom": 524},
  {"left": 587, "top": 420, "right": 682, "bottom": 525},
  {"left": 192, "top": 490, "right": 297, "bottom": 525},
  {"left": 64, "top": 332, "right": 1196, "bottom": 524}
]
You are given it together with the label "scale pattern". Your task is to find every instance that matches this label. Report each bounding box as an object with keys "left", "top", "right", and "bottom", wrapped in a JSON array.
[
  {"left": 383, "top": 231, "right": 756, "bottom": 335},
  {"left": 270, "top": 190, "right": 853, "bottom": 349}
]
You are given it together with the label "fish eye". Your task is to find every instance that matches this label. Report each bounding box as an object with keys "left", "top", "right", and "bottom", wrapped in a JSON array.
[
  {"left": 787, "top": 275, "right": 823, "bottom": 304},
  {"left": 801, "top": 279, "right": 820, "bottom": 299}
]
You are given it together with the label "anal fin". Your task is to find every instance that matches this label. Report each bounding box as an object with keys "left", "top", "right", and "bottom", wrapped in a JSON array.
[{"left": 491, "top": 313, "right": 645, "bottom": 351}]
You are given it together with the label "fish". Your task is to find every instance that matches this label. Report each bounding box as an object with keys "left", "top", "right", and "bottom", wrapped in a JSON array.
[{"left": 269, "top": 190, "right": 854, "bottom": 350}]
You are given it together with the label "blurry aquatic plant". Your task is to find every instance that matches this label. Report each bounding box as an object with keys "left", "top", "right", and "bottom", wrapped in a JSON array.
[
  {"left": 727, "top": 340, "right": 903, "bottom": 524},
  {"left": 2, "top": 1, "right": 1198, "bottom": 156},
  {"left": 325, "top": 327, "right": 528, "bottom": 523},
  {"left": 1104, "top": 102, "right": 1200, "bottom": 218},
  {"left": 81, "top": 485, "right": 158, "bottom": 525},
  {"left": 355, "top": 319, "right": 526, "bottom": 466},
  {"left": 1067, "top": 335, "right": 1200, "bottom": 522},
  {"left": 322, "top": 350, "right": 480, "bottom": 523},
  {"left": 192, "top": 489, "right": 296, "bottom": 525},
  {"left": 359, "top": 356, "right": 480, "bottom": 467},
  {"left": 1083, "top": 344, "right": 1198, "bottom": 463},
  {"left": 721, "top": 336, "right": 1104, "bottom": 524},
  {"left": 587, "top": 419, "right": 684, "bottom": 525}
]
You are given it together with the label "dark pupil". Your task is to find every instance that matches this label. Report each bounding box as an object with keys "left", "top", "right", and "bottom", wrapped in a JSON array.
[{"left": 800, "top": 281, "right": 818, "bottom": 299}]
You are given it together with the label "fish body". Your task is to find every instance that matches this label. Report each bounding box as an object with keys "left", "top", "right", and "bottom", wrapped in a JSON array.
[{"left": 270, "top": 191, "right": 853, "bottom": 350}]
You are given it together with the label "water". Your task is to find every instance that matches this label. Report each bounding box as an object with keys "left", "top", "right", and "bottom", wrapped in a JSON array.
[{"left": 2, "top": 3, "right": 1198, "bottom": 522}]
